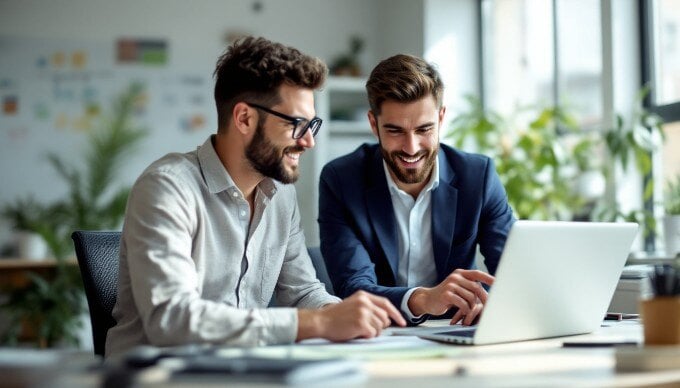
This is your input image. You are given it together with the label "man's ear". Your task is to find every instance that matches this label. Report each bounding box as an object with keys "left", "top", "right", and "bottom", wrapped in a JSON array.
[
  {"left": 368, "top": 110, "right": 379, "bottom": 139},
  {"left": 438, "top": 105, "right": 447, "bottom": 128},
  {"left": 232, "top": 102, "right": 256, "bottom": 135}
]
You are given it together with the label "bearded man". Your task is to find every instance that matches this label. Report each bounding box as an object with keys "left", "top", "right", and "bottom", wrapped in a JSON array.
[{"left": 318, "top": 54, "right": 515, "bottom": 326}]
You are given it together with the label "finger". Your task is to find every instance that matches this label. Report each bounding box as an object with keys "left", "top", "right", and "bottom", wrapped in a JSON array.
[
  {"left": 463, "top": 303, "right": 483, "bottom": 326},
  {"left": 457, "top": 269, "right": 495, "bottom": 286},
  {"left": 445, "top": 291, "right": 473, "bottom": 315},
  {"left": 367, "top": 294, "right": 406, "bottom": 326},
  {"left": 369, "top": 301, "right": 391, "bottom": 328},
  {"left": 369, "top": 313, "right": 385, "bottom": 335},
  {"left": 449, "top": 283, "right": 477, "bottom": 310},
  {"left": 476, "top": 286, "right": 489, "bottom": 304},
  {"left": 449, "top": 276, "right": 489, "bottom": 305},
  {"left": 362, "top": 319, "right": 380, "bottom": 339},
  {"left": 450, "top": 309, "right": 464, "bottom": 325}
]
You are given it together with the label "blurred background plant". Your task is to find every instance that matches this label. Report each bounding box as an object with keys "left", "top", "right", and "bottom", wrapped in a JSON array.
[
  {"left": 329, "top": 35, "right": 365, "bottom": 77},
  {"left": 447, "top": 95, "right": 597, "bottom": 221},
  {"left": 447, "top": 86, "right": 666, "bottom": 248},
  {"left": 593, "top": 86, "right": 665, "bottom": 243},
  {"left": 0, "top": 83, "right": 148, "bottom": 347},
  {"left": 665, "top": 175, "right": 680, "bottom": 216},
  {"left": 663, "top": 175, "right": 680, "bottom": 257}
]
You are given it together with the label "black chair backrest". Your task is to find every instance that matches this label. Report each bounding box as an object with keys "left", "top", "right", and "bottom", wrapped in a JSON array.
[
  {"left": 71, "top": 230, "right": 121, "bottom": 356},
  {"left": 307, "top": 246, "right": 334, "bottom": 295}
]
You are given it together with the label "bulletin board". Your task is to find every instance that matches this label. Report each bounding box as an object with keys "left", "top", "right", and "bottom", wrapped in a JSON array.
[{"left": 0, "top": 37, "right": 215, "bottom": 204}]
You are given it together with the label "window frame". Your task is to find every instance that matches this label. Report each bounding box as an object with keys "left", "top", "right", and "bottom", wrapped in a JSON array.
[{"left": 640, "top": 0, "right": 680, "bottom": 252}]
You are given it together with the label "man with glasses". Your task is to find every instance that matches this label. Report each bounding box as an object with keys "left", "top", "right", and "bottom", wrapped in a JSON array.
[
  {"left": 319, "top": 54, "right": 515, "bottom": 326},
  {"left": 106, "top": 37, "right": 405, "bottom": 358}
]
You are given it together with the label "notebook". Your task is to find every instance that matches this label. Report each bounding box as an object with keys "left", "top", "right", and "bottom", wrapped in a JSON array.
[
  {"left": 418, "top": 220, "right": 639, "bottom": 345},
  {"left": 116, "top": 345, "right": 364, "bottom": 386}
]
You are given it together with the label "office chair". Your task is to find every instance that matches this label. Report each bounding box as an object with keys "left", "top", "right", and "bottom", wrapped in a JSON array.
[
  {"left": 307, "top": 246, "right": 335, "bottom": 295},
  {"left": 71, "top": 230, "right": 121, "bottom": 357}
]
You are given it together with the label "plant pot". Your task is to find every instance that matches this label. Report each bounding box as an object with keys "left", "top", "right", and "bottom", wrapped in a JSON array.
[
  {"left": 640, "top": 297, "right": 680, "bottom": 345},
  {"left": 16, "top": 232, "right": 48, "bottom": 261},
  {"left": 663, "top": 215, "right": 680, "bottom": 257}
]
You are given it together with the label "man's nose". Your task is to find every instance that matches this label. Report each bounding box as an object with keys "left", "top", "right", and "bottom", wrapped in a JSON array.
[
  {"left": 402, "top": 132, "right": 418, "bottom": 154},
  {"left": 297, "top": 128, "right": 315, "bottom": 149}
]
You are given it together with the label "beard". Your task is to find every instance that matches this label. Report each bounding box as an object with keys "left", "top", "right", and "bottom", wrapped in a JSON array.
[
  {"left": 380, "top": 143, "right": 438, "bottom": 185},
  {"left": 245, "top": 122, "right": 303, "bottom": 184}
]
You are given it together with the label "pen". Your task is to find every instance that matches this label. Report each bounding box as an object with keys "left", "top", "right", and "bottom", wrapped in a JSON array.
[{"left": 562, "top": 341, "right": 638, "bottom": 348}]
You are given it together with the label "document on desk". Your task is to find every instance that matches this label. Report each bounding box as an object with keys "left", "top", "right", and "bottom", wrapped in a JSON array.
[{"left": 214, "top": 335, "right": 462, "bottom": 361}]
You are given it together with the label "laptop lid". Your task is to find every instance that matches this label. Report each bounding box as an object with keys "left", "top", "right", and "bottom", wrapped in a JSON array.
[{"left": 420, "top": 220, "right": 639, "bottom": 345}]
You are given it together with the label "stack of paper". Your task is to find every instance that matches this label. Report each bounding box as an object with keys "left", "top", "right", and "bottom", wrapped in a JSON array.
[{"left": 615, "top": 346, "right": 680, "bottom": 372}]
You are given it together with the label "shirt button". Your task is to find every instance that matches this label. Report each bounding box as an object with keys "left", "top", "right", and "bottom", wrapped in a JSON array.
[
  {"left": 232, "top": 191, "right": 239, "bottom": 197},
  {"left": 240, "top": 210, "right": 246, "bottom": 217}
]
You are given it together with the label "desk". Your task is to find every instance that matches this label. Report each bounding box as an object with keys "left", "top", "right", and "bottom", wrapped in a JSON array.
[
  {"left": 46, "top": 319, "right": 680, "bottom": 387},
  {"left": 0, "top": 258, "right": 78, "bottom": 289},
  {"left": 369, "top": 320, "right": 680, "bottom": 387}
]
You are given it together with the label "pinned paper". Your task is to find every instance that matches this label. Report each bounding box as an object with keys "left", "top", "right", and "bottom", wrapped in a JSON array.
[
  {"left": 117, "top": 38, "right": 168, "bottom": 65},
  {"left": 3, "top": 95, "right": 18, "bottom": 115}
]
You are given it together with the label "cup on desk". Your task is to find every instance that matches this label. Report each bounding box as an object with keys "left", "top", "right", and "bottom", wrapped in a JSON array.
[{"left": 640, "top": 297, "right": 680, "bottom": 345}]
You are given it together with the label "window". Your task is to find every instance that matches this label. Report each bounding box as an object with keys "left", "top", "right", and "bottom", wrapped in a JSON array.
[
  {"left": 643, "top": 0, "right": 680, "bottom": 217},
  {"left": 481, "top": 0, "right": 603, "bottom": 129},
  {"left": 482, "top": 0, "right": 555, "bottom": 116},
  {"left": 652, "top": 0, "right": 680, "bottom": 106}
]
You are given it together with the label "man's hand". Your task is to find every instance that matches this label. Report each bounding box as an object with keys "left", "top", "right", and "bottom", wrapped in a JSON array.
[
  {"left": 407, "top": 269, "right": 494, "bottom": 325},
  {"left": 296, "top": 291, "right": 406, "bottom": 342}
]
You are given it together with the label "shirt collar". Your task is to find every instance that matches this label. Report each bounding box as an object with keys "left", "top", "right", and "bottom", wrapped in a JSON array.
[
  {"left": 383, "top": 150, "right": 440, "bottom": 198},
  {"left": 197, "top": 135, "right": 278, "bottom": 199}
]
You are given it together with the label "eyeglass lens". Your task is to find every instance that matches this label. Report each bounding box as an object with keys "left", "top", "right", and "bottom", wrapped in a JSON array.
[{"left": 293, "top": 118, "right": 322, "bottom": 139}]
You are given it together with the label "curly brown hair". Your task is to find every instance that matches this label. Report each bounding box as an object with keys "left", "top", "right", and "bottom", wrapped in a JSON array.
[
  {"left": 213, "top": 36, "right": 328, "bottom": 130},
  {"left": 366, "top": 54, "right": 443, "bottom": 115}
]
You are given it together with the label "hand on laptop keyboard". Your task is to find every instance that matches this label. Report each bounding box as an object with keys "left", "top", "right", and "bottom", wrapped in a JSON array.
[{"left": 407, "top": 269, "right": 494, "bottom": 325}]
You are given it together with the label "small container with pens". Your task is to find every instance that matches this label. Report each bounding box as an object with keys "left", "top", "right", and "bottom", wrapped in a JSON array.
[{"left": 640, "top": 264, "right": 680, "bottom": 345}]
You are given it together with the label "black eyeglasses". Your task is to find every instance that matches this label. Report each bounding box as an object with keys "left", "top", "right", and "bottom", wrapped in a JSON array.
[{"left": 246, "top": 102, "right": 322, "bottom": 139}]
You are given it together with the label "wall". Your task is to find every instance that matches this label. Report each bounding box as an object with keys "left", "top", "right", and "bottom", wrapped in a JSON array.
[
  {"left": 1, "top": 0, "right": 483, "bottom": 249},
  {"left": 0, "top": 0, "right": 427, "bottom": 249}
]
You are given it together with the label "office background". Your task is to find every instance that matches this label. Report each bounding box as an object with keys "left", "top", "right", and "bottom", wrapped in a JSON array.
[
  {"left": 0, "top": 0, "right": 679, "bottom": 349},
  {"left": 1, "top": 0, "right": 679, "bottom": 253}
]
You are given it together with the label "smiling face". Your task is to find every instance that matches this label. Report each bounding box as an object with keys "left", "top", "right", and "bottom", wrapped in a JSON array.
[
  {"left": 369, "top": 96, "right": 445, "bottom": 196},
  {"left": 245, "top": 84, "right": 316, "bottom": 184}
]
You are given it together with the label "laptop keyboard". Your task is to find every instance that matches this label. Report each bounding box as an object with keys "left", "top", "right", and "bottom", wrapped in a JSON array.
[{"left": 438, "top": 328, "right": 476, "bottom": 338}]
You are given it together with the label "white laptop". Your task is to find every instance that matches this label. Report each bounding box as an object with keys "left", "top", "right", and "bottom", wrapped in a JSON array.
[{"left": 418, "top": 220, "right": 639, "bottom": 345}]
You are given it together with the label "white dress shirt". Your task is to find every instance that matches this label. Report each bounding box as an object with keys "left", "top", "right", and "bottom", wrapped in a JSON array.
[{"left": 383, "top": 159, "right": 440, "bottom": 320}]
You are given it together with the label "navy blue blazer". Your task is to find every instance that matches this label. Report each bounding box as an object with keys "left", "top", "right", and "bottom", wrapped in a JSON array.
[{"left": 318, "top": 143, "right": 515, "bottom": 315}]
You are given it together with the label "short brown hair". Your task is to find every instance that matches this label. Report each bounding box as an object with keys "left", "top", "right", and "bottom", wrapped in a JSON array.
[
  {"left": 366, "top": 54, "right": 443, "bottom": 114},
  {"left": 213, "top": 36, "right": 328, "bottom": 130}
]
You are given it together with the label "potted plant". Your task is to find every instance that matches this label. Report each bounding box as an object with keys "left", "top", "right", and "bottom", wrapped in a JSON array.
[
  {"left": 595, "top": 85, "right": 665, "bottom": 248},
  {"left": 446, "top": 95, "right": 596, "bottom": 221},
  {"left": 0, "top": 83, "right": 147, "bottom": 347},
  {"left": 329, "top": 35, "right": 365, "bottom": 77},
  {"left": 663, "top": 175, "right": 680, "bottom": 257}
]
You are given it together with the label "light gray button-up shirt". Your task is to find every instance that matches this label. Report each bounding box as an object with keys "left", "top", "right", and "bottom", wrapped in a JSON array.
[{"left": 106, "top": 136, "right": 339, "bottom": 358}]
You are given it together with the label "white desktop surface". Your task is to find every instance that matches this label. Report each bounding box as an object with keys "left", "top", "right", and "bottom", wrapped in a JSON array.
[{"left": 47, "top": 319, "right": 680, "bottom": 387}]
